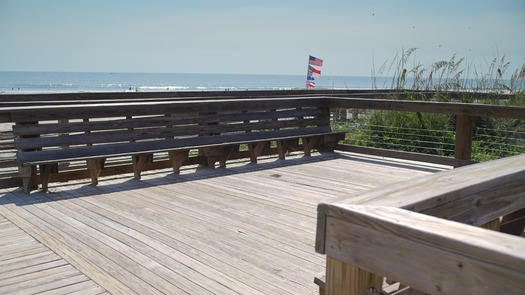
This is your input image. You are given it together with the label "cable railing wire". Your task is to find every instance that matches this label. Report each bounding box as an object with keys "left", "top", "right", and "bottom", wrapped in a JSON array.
[{"left": 335, "top": 121, "right": 524, "bottom": 160}]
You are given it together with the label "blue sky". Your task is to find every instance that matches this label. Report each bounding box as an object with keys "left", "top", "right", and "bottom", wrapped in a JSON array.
[{"left": 1, "top": 0, "right": 524, "bottom": 76}]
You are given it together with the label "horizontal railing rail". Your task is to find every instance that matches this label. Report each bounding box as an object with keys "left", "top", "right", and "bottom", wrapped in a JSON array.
[
  {"left": 0, "top": 89, "right": 403, "bottom": 108},
  {"left": 0, "top": 89, "right": 517, "bottom": 107},
  {"left": 327, "top": 97, "right": 525, "bottom": 118}
]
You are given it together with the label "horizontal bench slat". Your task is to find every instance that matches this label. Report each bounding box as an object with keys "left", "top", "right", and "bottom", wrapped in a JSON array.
[
  {"left": 11, "top": 98, "right": 326, "bottom": 122},
  {"left": 14, "top": 117, "right": 329, "bottom": 150},
  {"left": 12, "top": 108, "right": 326, "bottom": 136},
  {"left": 17, "top": 127, "right": 336, "bottom": 165}
]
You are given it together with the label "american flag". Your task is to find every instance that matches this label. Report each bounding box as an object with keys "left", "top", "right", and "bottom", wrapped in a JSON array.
[
  {"left": 308, "top": 55, "right": 323, "bottom": 67},
  {"left": 306, "top": 80, "right": 315, "bottom": 88},
  {"left": 308, "top": 66, "right": 321, "bottom": 78}
]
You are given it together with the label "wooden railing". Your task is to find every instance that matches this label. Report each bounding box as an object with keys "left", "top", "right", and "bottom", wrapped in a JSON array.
[
  {"left": 1, "top": 91, "right": 524, "bottom": 189},
  {"left": 0, "top": 88, "right": 507, "bottom": 106},
  {"left": 315, "top": 154, "right": 525, "bottom": 295},
  {"left": 328, "top": 97, "right": 525, "bottom": 167},
  {"left": 0, "top": 89, "right": 399, "bottom": 107}
]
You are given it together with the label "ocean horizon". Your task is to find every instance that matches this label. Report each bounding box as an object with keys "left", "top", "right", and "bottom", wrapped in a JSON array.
[{"left": 0, "top": 71, "right": 384, "bottom": 94}]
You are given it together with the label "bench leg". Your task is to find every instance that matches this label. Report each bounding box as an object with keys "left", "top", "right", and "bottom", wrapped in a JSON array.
[
  {"left": 203, "top": 145, "right": 239, "bottom": 169},
  {"left": 202, "top": 147, "right": 220, "bottom": 168},
  {"left": 206, "top": 155, "right": 217, "bottom": 169},
  {"left": 169, "top": 150, "right": 189, "bottom": 174},
  {"left": 87, "top": 158, "right": 105, "bottom": 185},
  {"left": 133, "top": 153, "right": 153, "bottom": 179},
  {"left": 39, "top": 163, "right": 59, "bottom": 192},
  {"left": 302, "top": 136, "right": 321, "bottom": 156},
  {"left": 19, "top": 165, "right": 36, "bottom": 193},
  {"left": 319, "top": 133, "right": 346, "bottom": 153},
  {"left": 276, "top": 139, "right": 298, "bottom": 160},
  {"left": 248, "top": 142, "right": 269, "bottom": 164}
]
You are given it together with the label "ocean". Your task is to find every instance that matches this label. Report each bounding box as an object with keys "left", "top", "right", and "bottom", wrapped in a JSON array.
[{"left": 0, "top": 71, "right": 380, "bottom": 94}]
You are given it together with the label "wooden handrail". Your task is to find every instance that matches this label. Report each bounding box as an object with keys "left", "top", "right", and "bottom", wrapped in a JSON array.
[
  {"left": 321, "top": 205, "right": 525, "bottom": 295},
  {"left": 0, "top": 89, "right": 515, "bottom": 103},
  {"left": 327, "top": 97, "right": 525, "bottom": 119},
  {"left": 316, "top": 153, "right": 525, "bottom": 295}
]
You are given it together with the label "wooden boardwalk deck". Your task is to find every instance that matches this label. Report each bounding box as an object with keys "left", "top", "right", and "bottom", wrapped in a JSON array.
[
  {"left": 0, "top": 212, "right": 108, "bottom": 294},
  {"left": 0, "top": 152, "right": 449, "bottom": 294}
]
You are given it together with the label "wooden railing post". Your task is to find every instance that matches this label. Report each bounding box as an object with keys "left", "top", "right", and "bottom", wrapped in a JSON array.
[
  {"left": 481, "top": 218, "right": 501, "bottom": 231},
  {"left": 325, "top": 256, "right": 383, "bottom": 295},
  {"left": 500, "top": 208, "right": 525, "bottom": 236},
  {"left": 454, "top": 113, "right": 474, "bottom": 166}
]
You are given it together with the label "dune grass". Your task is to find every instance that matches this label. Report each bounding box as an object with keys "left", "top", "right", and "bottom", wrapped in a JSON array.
[
  {"left": 372, "top": 47, "right": 525, "bottom": 94},
  {"left": 339, "top": 49, "right": 525, "bottom": 161}
]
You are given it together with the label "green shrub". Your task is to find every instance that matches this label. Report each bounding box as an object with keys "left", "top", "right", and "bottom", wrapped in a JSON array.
[{"left": 339, "top": 50, "right": 525, "bottom": 161}]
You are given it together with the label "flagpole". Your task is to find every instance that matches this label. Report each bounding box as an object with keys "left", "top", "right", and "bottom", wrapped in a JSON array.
[{"left": 306, "top": 55, "right": 311, "bottom": 89}]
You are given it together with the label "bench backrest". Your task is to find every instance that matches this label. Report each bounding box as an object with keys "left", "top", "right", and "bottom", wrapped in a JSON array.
[{"left": 12, "top": 97, "right": 331, "bottom": 163}]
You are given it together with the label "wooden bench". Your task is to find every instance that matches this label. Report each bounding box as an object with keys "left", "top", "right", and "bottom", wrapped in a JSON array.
[{"left": 11, "top": 97, "right": 345, "bottom": 193}]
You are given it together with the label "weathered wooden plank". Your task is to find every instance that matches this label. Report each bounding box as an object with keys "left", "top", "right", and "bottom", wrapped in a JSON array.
[
  {"left": 500, "top": 208, "right": 525, "bottom": 236},
  {"left": 0, "top": 265, "right": 81, "bottom": 293},
  {"left": 0, "top": 201, "right": 110, "bottom": 295},
  {"left": 14, "top": 117, "right": 328, "bottom": 150},
  {"left": 328, "top": 97, "right": 525, "bottom": 119},
  {"left": 0, "top": 89, "right": 353, "bottom": 105},
  {"left": 481, "top": 218, "right": 501, "bottom": 231},
  {"left": 6, "top": 147, "right": 281, "bottom": 187},
  {"left": 2, "top": 89, "right": 451, "bottom": 107},
  {"left": 38, "top": 280, "right": 107, "bottom": 295},
  {"left": 17, "top": 127, "right": 334, "bottom": 164},
  {"left": 0, "top": 89, "right": 515, "bottom": 104},
  {"left": 0, "top": 225, "right": 15, "bottom": 233},
  {"left": 43, "top": 189, "right": 271, "bottom": 294},
  {"left": 10, "top": 97, "right": 326, "bottom": 122},
  {"left": 336, "top": 144, "right": 473, "bottom": 167},
  {"left": 0, "top": 230, "right": 31, "bottom": 246},
  {"left": 9, "top": 195, "right": 213, "bottom": 294},
  {"left": 214, "top": 153, "right": 441, "bottom": 201},
  {"left": 0, "top": 239, "right": 41, "bottom": 255},
  {"left": 5, "top": 192, "right": 189, "bottom": 295},
  {"left": 0, "top": 259, "right": 69, "bottom": 281},
  {"left": 51, "top": 184, "right": 297, "bottom": 294},
  {"left": 319, "top": 153, "right": 525, "bottom": 227},
  {"left": 323, "top": 205, "right": 525, "bottom": 295},
  {"left": 85, "top": 178, "right": 321, "bottom": 279},
  {"left": 12, "top": 108, "right": 326, "bottom": 136},
  {"left": 455, "top": 112, "right": 474, "bottom": 164},
  {"left": 324, "top": 256, "right": 383, "bottom": 295},
  {"left": 7, "top": 273, "right": 90, "bottom": 294},
  {"left": 0, "top": 251, "right": 61, "bottom": 274},
  {"left": 126, "top": 184, "right": 320, "bottom": 265},
  {"left": 0, "top": 194, "right": 152, "bottom": 295}
]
